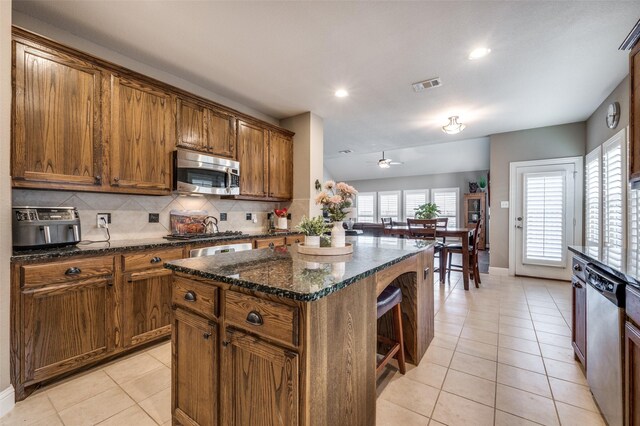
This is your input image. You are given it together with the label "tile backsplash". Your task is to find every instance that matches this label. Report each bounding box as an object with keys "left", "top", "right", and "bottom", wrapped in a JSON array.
[{"left": 12, "top": 189, "right": 286, "bottom": 241}]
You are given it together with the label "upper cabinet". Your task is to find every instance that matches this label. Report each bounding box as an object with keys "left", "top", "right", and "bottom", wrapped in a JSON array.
[
  {"left": 12, "top": 40, "right": 103, "bottom": 189},
  {"left": 631, "top": 43, "right": 640, "bottom": 187},
  {"left": 268, "top": 131, "right": 293, "bottom": 199},
  {"left": 109, "top": 75, "right": 173, "bottom": 193},
  {"left": 176, "top": 97, "right": 236, "bottom": 159},
  {"left": 237, "top": 120, "right": 268, "bottom": 197}
]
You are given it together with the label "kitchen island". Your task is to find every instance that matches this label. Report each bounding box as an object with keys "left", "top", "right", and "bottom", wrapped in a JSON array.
[{"left": 164, "top": 237, "right": 435, "bottom": 426}]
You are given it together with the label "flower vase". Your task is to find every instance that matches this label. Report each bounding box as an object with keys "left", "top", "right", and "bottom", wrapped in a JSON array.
[
  {"left": 331, "top": 262, "right": 346, "bottom": 279},
  {"left": 304, "top": 235, "right": 320, "bottom": 248},
  {"left": 276, "top": 217, "right": 287, "bottom": 230},
  {"left": 331, "top": 221, "right": 345, "bottom": 248}
]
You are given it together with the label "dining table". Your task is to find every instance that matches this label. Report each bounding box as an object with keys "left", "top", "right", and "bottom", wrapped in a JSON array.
[{"left": 384, "top": 225, "right": 477, "bottom": 290}]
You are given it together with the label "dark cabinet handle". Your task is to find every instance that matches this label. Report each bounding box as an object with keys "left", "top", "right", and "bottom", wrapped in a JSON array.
[
  {"left": 246, "top": 311, "right": 264, "bottom": 326},
  {"left": 573, "top": 281, "right": 583, "bottom": 289},
  {"left": 222, "top": 340, "right": 230, "bottom": 347},
  {"left": 150, "top": 256, "right": 162, "bottom": 264},
  {"left": 269, "top": 242, "right": 275, "bottom": 249},
  {"left": 94, "top": 175, "right": 102, "bottom": 185},
  {"left": 65, "top": 267, "right": 81, "bottom": 275},
  {"left": 113, "top": 177, "right": 120, "bottom": 184},
  {"left": 203, "top": 332, "right": 211, "bottom": 340},
  {"left": 424, "top": 267, "right": 430, "bottom": 280},
  {"left": 184, "top": 291, "right": 197, "bottom": 302},
  {"left": 573, "top": 264, "right": 582, "bottom": 272}
]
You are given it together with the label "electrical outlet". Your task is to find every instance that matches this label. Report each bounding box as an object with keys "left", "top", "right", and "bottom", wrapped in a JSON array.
[
  {"left": 287, "top": 213, "right": 291, "bottom": 220},
  {"left": 148, "top": 213, "right": 159, "bottom": 223},
  {"left": 97, "top": 213, "right": 111, "bottom": 228},
  {"left": 246, "top": 213, "right": 252, "bottom": 221},
  {"left": 220, "top": 213, "right": 227, "bottom": 221}
]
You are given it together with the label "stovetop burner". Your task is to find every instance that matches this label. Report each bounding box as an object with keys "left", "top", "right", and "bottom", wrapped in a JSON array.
[{"left": 163, "top": 230, "right": 246, "bottom": 241}]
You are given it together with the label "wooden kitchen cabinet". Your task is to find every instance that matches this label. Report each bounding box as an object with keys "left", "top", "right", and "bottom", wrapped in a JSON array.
[
  {"left": 110, "top": 75, "right": 174, "bottom": 193},
  {"left": 176, "top": 97, "right": 236, "bottom": 159},
  {"left": 172, "top": 308, "right": 218, "bottom": 426},
  {"left": 12, "top": 39, "right": 104, "bottom": 189},
  {"left": 626, "top": 285, "right": 640, "bottom": 426},
  {"left": 630, "top": 42, "right": 640, "bottom": 187},
  {"left": 268, "top": 131, "right": 294, "bottom": 199},
  {"left": 221, "top": 328, "right": 299, "bottom": 425},
  {"left": 237, "top": 120, "right": 268, "bottom": 197}
]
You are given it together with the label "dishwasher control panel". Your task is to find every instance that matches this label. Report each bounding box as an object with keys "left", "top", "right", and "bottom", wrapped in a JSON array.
[{"left": 585, "top": 264, "right": 626, "bottom": 306}]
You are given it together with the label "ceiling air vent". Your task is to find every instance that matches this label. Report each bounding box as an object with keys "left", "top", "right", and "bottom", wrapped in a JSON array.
[{"left": 412, "top": 77, "right": 442, "bottom": 93}]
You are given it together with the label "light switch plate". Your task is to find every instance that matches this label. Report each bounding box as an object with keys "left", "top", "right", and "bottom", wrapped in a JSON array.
[{"left": 500, "top": 201, "right": 509, "bottom": 208}]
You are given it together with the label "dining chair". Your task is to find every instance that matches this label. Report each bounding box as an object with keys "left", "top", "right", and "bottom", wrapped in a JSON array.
[
  {"left": 407, "top": 219, "right": 445, "bottom": 280},
  {"left": 445, "top": 219, "right": 482, "bottom": 287}
]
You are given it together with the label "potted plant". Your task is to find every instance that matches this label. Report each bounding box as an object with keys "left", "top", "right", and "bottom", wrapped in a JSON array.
[
  {"left": 414, "top": 202, "right": 440, "bottom": 219},
  {"left": 295, "top": 215, "right": 328, "bottom": 248},
  {"left": 478, "top": 176, "right": 487, "bottom": 192},
  {"left": 274, "top": 208, "right": 288, "bottom": 229},
  {"left": 315, "top": 181, "right": 358, "bottom": 248}
]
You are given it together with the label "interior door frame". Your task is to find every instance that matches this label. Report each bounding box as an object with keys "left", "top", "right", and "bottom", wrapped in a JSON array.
[{"left": 508, "top": 156, "right": 584, "bottom": 277}]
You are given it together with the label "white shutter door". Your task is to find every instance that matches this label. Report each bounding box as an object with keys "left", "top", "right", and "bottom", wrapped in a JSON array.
[
  {"left": 629, "top": 187, "right": 640, "bottom": 277},
  {"left": 405, "top": 192, "right": 427, "bottom": 219},
  {"left": 379, "top": 193, "right": 399, "bottom": 221},
  {"left": 357, "top": 194, "right": 375, "bottom": 223},
  {"left": 523, "top": 171, "right": 566, "bottom": 267},
  {"left": 603, "top": 135, "right": 625, "bottom": 249},
  {"left": 433, "top": 190, "right": 457, "bottom": 227},
  {"left": 585, "top": 148, "right": 601, "bottom": 247}
]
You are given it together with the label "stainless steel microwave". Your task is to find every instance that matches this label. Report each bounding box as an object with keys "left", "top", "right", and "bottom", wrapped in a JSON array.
[{"left": 174, "top": 149, "right": 240, "bottom": 195}]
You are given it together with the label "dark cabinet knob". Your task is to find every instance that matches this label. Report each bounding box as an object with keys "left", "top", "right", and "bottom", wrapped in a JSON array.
[
  {"left": 150, "top": 256, "right": 162, "bottom": 264},
  {"left": 573, "top": 281, "right": 583, "bottom": 289},
  {"left": 65, "top": 267, "right": 81, "bottom": 275},
  {"left": 94, "top": 175, "right": 102, "bottom": 185},
  {"left": 573, "top": 264, "right": 582, "bottom": 272},
  {"left": 423, "top": 267, "right": 430, "bottom": 280},
  {"left": 222, "top": 340, "right": 230, "bottom": 347},
  {"left": 113, "top": 177, "right": 120, "bottom": 184},
  {"left": 269, "top": 242, "right": 275, "bottom": 249},
  {"left": 184, "top": 291, "right": 196, "bottom": 302},
  {"left": 203, "top": 332, "right": 211, "bottom": 340},
  {"left": 246, "top": 311, "right": 264, "bottom": 326}
]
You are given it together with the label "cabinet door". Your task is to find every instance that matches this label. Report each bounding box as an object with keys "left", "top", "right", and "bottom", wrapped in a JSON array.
[
  {"left": 630, "top": 43, "right": 640, "bottom": 185},
  {"left": 626, "top": 321, "right": 640, "bottom": 426},
  {"left": 123, "top": 269, "right": 173, "bottom": 347},
  {"left": 268, "top": 131, "right": 293, "bottom": 199},
  {"left": 221, "top": 328, "right": 299, "bottom": 425},
  {"left": 572, "top": 277, "right": 587, "bottom": 367},
  {"left": 110, "top": 75, "right": 173, "bottom": 192},
  {"left": 22, "top": 277, "right": 114, "bottom": 383},
  {"left": 208, "top": 108, "right": 236, "bottom": 159},
  {"left": 176, "top": 98, "right": 207, "bottom": 153},
  {"left": 13, "top": 41, "right": 103, "bottom": 188},
  {"left": 237, "top": 120, "right": 268, "bottom": 197},
  {"left": 173, "top": 308, "right": 217, "bottom": 426}
]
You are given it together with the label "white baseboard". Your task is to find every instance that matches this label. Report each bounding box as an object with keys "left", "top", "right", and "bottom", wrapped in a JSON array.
[
  {"left": 0, "top": 385, "right": 15, "bottom": 418},
  {"left": 488, "top": 267, "right": 509, "bottom": 276}
]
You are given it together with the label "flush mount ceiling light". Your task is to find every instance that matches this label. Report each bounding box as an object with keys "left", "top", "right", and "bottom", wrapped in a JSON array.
[
  {"left": 335, "top": 89, "right": 349, "bottom": 98},
  {"left": 442, "top": 116, "right": 466, "bottom": 134},
  {"left": 468, "top": 47, "right": 491, "bottom": 60}
]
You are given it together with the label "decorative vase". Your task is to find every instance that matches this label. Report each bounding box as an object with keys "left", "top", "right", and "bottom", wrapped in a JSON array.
[
  {"left": 331, "top": 262, "right": 346, "bottom": 279},
  {"left": 276, "top": 217, "right": 287, "bottom": 230},
  {"left": 331, "top": 221, "right": 345, "bottom": 248},
  {"left": 305, "top": 235, "right": 320, "bottom": 248}
]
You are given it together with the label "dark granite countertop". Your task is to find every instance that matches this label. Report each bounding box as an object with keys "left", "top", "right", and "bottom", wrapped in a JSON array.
[
  {"left": 569, "top": 246, "right": 640, "bottom": 289},
  {"left": 165, "top": 237, "right": 435, "bottom": 301},
  {"left": 11, "top": 231, "right": 302, "bottom": 262}
]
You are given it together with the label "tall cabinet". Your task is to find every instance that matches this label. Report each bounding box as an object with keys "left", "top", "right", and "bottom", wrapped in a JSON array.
[{"left": 463, "top": 192, "right": 486, "bottom": 250}]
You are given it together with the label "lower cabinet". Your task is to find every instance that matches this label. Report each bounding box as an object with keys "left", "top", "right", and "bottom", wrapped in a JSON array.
[
  {"left": 572, "top": 276, "right": 587, "bottom": 367},
  {"left": 221, "top": 328, "right": 299, "bottom": 425},
  {"left": 123, "top": 269, "right": 173, "bottom": 347},
  {"left": 21, "top": 277, "right": 114, "bottom": 383},
  {"left": 173, "top": 308, "right": 218, "bottom": 426},
  {"left": 626, "top": 284, "right": 640, "bottom": 426}
]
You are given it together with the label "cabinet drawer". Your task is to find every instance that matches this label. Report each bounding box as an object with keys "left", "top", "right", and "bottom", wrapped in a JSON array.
[
  {"left": 627, "top": 285, "right": 640, "bottom": 326},
  {"left": 225, "top": 292, "right": 298, "bottom": 347},
  {"left": 21, "top": 257, "right": 114, "bottom": 288},
  {"left": 254, "top": 237, "right": 286, "bottom": 249},
  {"left": 173, "top": 277, "right": 218, "bottom": 320},
  {"left": 285, "top": 235, "right": 303, "bottom": 245},
  {"left": 572, "top": 256, "right": 587, "bottom": 282},
  {"left": 122, "top": 248, "right": 184, "bottom": 272}
]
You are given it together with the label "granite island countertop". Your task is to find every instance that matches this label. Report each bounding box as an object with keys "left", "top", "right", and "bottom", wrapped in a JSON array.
[
  {"left": 10, "top": 230, "right": 303, "bottom": 262},
  {"left": 165, "top": 237, "right": 435, "bottom": 301},
  {"left": 569, "top": 245, "right": 640, "bottom": 289}
]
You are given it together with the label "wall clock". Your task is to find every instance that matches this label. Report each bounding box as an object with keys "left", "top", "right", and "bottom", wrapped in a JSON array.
[{"left": 606, "top": 101, "right": 620, "bottom": 129}]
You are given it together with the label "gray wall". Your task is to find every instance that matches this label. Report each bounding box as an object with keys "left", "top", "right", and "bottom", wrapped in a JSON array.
[
  {"left": 489, "top": 122, "right": 586, "bottom": 269},
  {"left": 586, "top": 75, "right": 630, "bottom": 153}
]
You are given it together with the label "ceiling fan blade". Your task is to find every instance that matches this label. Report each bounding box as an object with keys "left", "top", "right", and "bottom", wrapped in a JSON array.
[{"left": 390, "top": 161, "right": 403, "bottom": 165}]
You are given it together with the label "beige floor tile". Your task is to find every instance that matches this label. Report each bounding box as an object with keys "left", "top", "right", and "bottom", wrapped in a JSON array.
[
  {"left": 405, "top": 361, "right": 448, "bottom": 389},
  {"left": 435, "top": 312, "right": 467, "bottom": 324},
  {"left": 120, "top": 365, "right": 171, "bottom": 402},
  {"left": 58, "top": 387, "right": 135, "bottom": 426},
  {"left": 0, "top": 393, "right": 57, "bottom": 425},
  {"left": 428, "top": 421, "right": 446, "bottom": 426},
  {"left": 527, "top": 299, "right": 557, "bottom": 309},
  {"left": 442, "top": 369, "right": 495, "bottom": 406},
  {"left": 498, "top": 335, "right": 540, "bottom": 356},
  {"left": 430, "top": 333, "right": 459, "bottom": 350},
  {"left": 531, "top": 313, "right": 568, "bottom": 326},
  {"left": 96, "top": 405, "right": 157, "bottom": 426},
  {"left": 533, "top": 321, "right": 571, "bottom": 337},
  {"left": 47, "top": 369, "right": 118, "bottom": 412},
  {"left": 449, "top": 352, "right": 497, "bottom": 381},
  {"left": 494, "top": 410, "right": 540, "bottom": 425},
  {"left": 431, "top": 391, "right": 494, "bottom": 426},
  {"left": 376, "top": 399, "right": 430, "bottom": 426},
  {"left": 535, "top": 331, "right": 572, "bottom": 348},
  {"left": 455, "top": 338, "right": 498, "bottom": 361},
  {"left": 496, "top": 384, "right": 559, "bottom": 425},
  {"left": 499, "top": 316, "right": 534, "bottom": 329},
  {"left": 460, "top": 326, "right": 499, "bottom": 345},
  {"left": 555, "top": 401, "right": 607, "bottom": 426},
  {"left": 379, "top": 376, "right": 440, "bottom": 417},
  {"left": 539, "top": 343, "right": 575, "bottom": 363},
  {"left": 147, "top": 341, "right": 171, "bottom": 366},
  {"left": 434, "top": 320, "right": 463, "bottom": 336},
  {"left": 544, "top": 358, "right": 587, "bottom": 385},
  {"left": 465, "top": 311, "right": 500, "bottom": 323},
  {"left": 528, "top": 305, "right": 562, "bottom": 317},
  {"left": 499, "top": 308, "right": 531, "bottom": 320},
  {"left": 139, "top": 387, "right": 172, "bottom": 424},
  {"left": 103, "top": 352, "right": 164, "bottom": 384},
  {"left": 424, "top": 345, "right": 454, "bottom": 367},
  {"left": 498, "top": 347, "right": 546, "bottom": 374},
  {"left": 464, "top": 318, "right": 499, "bottom": 333},
  {"left": 499, "top": 324, "right": 538, "bottom": 341},
  {"left": 497, "top": 364, "right": 551, "bottom": 397},
  {"left": 548, "top": 377, "right": 599, "bottom": 412}
]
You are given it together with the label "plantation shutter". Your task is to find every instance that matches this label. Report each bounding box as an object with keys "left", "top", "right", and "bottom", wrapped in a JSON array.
[
  {"left": 432, "top": 189, "right": 458, "bottom": 227},
  {"left": 523, "top": 171, "right": 566, "bottom": 267},
  {"left": 585, "top": 147, "right": 601, "bottom": 248},
  {"left": 378, "top": 192, "right": 400, "bottom": 221},
  {"left": 356, "top": 193, "right": 376, "bottom": 223},
  {"left": 629, "top": 187, "right": 640, "bottom": 277},
  {"left": 404, "top": 190, "right": 429, "bottom": 219},
  {"left": 603, "top": 134, "right": 626, "bottom": 249}
]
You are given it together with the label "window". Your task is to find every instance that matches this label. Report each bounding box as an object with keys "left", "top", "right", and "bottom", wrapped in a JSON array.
[
  {"left": 603, "top": 132, "right": 626, "bottom": 248},
  {"left": 404, "top": 190, "right": 429, "bottom": 220},
  {"left": 432, "top": 188, "right": 459, "bottom": 228},
  {"left": 356, "top": 192, "right": 376, "bottom": 223},
  {"left": 585, "top": 147, "right": 601, "bottom": 247},
  {"left": 629, "top": 187, "right": 640, "bottom": 276},
  {"left": 378, "top": 191, "right": 400, "bottom": 222}
]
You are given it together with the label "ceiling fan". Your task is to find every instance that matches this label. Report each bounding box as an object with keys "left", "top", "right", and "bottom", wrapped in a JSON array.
[{"left": 376, "top": 151, "right": 403, "bottom": 169}]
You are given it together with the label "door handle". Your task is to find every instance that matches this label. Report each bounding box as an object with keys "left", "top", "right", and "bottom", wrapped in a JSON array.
[
  {"left": 150, "top": 256, "right": 162, "bottom": 264},
  {"left": 515, "top": 225, "right": 523, "bottom": 229},
  {"left": 516, "top": 217, "right": 523, "bottom": 221}
]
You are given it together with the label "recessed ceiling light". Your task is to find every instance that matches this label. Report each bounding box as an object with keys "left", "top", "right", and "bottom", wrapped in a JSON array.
[
  {"left": 468, "top": 47, "right": 491, "bottom": 60},
  {"left": 335, "top": 89, "right": 349, "bottom": 98}
]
